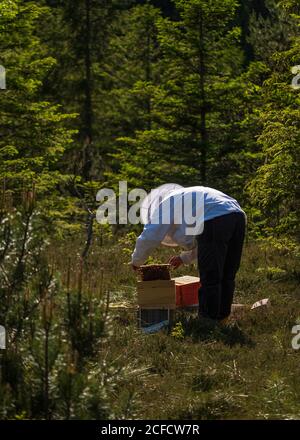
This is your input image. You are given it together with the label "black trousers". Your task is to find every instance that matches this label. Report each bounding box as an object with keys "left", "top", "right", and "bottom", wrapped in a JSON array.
[{"left": 196, "top": 212, "right": 246, "bottom": 320}]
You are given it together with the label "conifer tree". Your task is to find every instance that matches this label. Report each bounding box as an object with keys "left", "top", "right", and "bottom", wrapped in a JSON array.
[
  {"left": 0, "top": 0, "right": 74, "bottom": 200},
  {"left": 113, "top": 0, "right": 244, "bottom": 190},
  {"left": 248, "top": 0, "right": 300, "bottom": 253},
  {"left": 104, "top": 3, "right": 163, "bottom": 189},
  {"left": 41, "top": 0, "right": 132, "bottom": 181},
  {"left": 247, "top": 0, "right": 298, "bottom": 64}
]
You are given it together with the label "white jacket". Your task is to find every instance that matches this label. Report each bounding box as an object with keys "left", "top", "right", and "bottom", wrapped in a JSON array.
[{"left": 131, "top": 186, "right": 244, "bottom": 266}]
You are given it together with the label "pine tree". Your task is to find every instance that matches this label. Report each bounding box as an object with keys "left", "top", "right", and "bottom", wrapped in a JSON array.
[
  {"left": 0, "top": 0, "right": 75, "bottom": 200},
  {"left": 104, "top": 2, "right": 163, "bottom": 190},
  {"left": 41, "top": 0, "right": 132, "bottom": 182},
  {"left": 112, "top": 0, "right": 244, "bottom": 191},
  {"left": 247, "top": 0, "right": 299, "bottom": 64},
  {"left": 248, "top": 0, "right": 300, "bottom": 254}
]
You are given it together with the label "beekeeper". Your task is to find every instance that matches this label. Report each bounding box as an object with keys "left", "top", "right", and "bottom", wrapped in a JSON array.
[{"left": 131, "top": 184, "right": 246, "bottom": 322}]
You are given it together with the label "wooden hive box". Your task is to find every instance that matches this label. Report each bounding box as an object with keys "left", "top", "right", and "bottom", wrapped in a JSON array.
[
  {"left": 137, "top": 279, "right": 175, "bottom": 328},
  {"left": 137, "top": 279, "right": 176, "bottom": 309},
  {"left": 137, "top": 277, "right": 200, "bottom": 328}
]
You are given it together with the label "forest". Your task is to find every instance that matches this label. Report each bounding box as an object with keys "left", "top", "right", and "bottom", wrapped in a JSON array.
[{"left": 0, "top": 0, "right": 299, "bottom": 420}]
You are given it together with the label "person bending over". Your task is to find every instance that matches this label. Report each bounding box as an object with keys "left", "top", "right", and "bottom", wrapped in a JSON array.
[{"left": 131, "top": 185, "right": 246, "bottom": 322}]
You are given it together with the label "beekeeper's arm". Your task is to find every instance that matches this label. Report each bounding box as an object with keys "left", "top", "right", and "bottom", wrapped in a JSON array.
[
  {"left": 179, "top": 246, "right": 198, "bottom": 265},
  {"left": 131, "top": 222, "right": 172, "bottom": 267}
]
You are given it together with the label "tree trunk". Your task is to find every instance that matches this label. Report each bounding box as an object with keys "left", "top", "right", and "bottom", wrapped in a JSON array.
[
  {"left": 82, "top": 0, "right": 93, "bottom": 181},
  {"left": 44, "top": 326, "right": 50, "bottom": 419},
  {"left": 145, "top": 16, "right": 152, "bottom": 130},
  {"left": 198, "top": 11, "right": 207, "bottom": 185}
]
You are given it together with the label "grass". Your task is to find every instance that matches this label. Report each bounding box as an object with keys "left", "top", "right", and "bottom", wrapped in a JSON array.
[{"left": 48, "top": 233, "right": 300, "bottom": 420}]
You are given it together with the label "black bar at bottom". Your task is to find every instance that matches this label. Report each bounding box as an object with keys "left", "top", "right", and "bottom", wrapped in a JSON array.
[{"left": 0, "top": 420, "right": 299, "bottom": 439}]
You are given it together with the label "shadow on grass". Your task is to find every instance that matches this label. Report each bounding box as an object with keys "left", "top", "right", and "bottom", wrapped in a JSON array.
[{"left": 178, "top": 315, "right": 255, "bottom": 348}]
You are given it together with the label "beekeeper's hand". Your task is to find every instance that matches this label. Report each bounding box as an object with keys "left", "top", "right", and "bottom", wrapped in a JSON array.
[
  {"left": 168, "top": 255, "right": 183, "bottom": 269},
  {"left": 132, "top": 264, "right": 139, "bottom": 272}
]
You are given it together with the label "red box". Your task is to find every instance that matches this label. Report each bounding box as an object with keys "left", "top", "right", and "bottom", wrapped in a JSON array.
[{"left": 174, "top": 276, "right": 200, "bottom": 308}]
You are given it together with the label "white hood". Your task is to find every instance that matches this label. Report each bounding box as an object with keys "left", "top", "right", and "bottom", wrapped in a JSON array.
[{"left": 140, "top": 183, "right": 184, "bottom": 247}]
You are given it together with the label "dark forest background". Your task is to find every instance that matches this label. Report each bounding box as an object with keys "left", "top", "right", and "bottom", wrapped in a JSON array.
[
  {"left": 1, "top": 0, "right": 299, "bottom": 246},
  {"left": 0, "top": 0, "right": 299, "bottom": 420}
]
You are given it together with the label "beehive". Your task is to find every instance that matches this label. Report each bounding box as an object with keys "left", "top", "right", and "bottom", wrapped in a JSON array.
[
  {"left": 139, "top": 308, "right": 175, "bottom": 328},
  {"left": 139, "top": 264, "right": 171, "bottom": 281},
  {"left": 137, "top": 276, "right": 200, "bottom": 328},
  {"left": 137, "top": 279, "right": 176, "bottom": 308}
]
